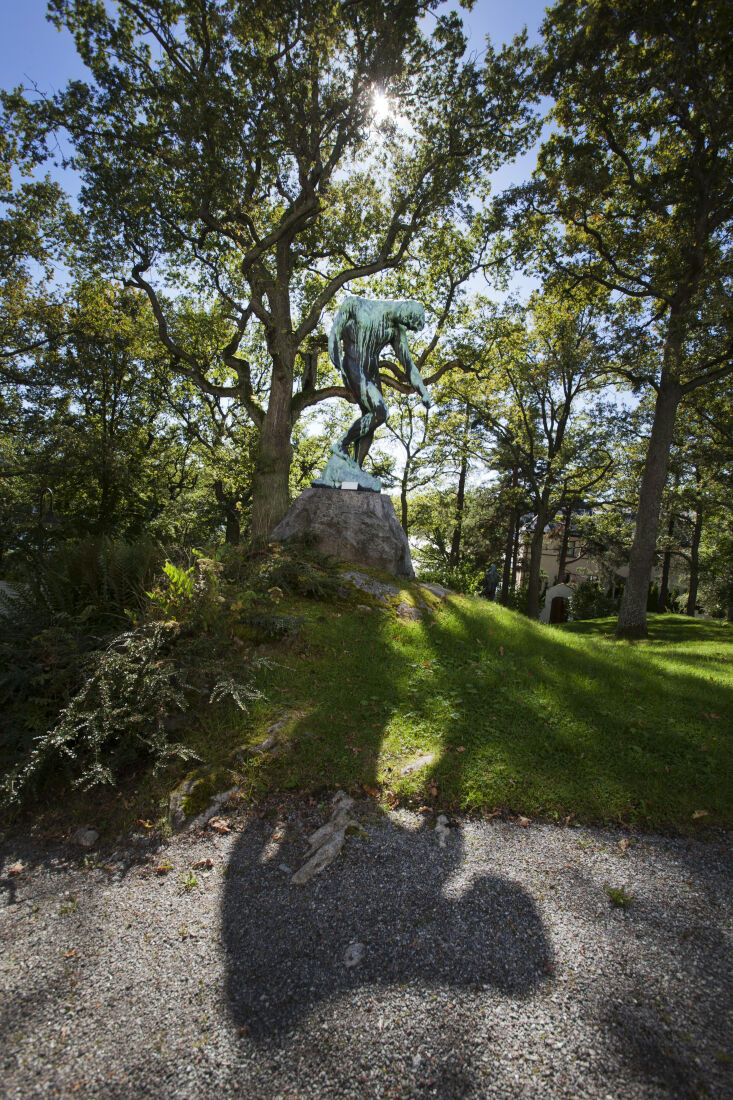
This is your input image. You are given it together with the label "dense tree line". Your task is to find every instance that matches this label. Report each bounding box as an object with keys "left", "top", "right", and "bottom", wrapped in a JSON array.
[{"left": 1, "top": 0, "right": 731, "bottom": 631}]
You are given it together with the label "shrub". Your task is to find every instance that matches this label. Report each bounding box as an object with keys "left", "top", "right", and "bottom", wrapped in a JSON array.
[
  {"left": 417, "top": 561, "right": 483, "bottom": 596},
  {"left": 571, "top": 580, "right": 619, "bottom": 621},
  {"left": 1, "top": 617, "right": 268, "bottom": 806},
  {"left": 504, "top": 582, "right": 531, "bottom": 614},
  {"left": 145, "top": 554, "right": 226, "bottom": 632},
  {"left": 219, "top": 543, "right": 343, "bottom": 602},
  {"left": 1, "top": 622, "right": 196, "bottom": 803},
  {"left": 28, "top": 537, "right": 159, "bottom": 626}
]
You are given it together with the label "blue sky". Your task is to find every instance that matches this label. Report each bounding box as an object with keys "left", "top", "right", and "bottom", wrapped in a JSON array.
[
  {"left": 0, "top": 0, "right": 550, "bottom": 107},
  {"left": 1, "top": 0, "right": 549, "bottom": 296}
]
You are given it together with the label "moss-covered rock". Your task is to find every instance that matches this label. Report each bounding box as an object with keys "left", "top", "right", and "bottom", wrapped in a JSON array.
[{"left": 169, "top": 765, "right": 237, "bottom": 830}]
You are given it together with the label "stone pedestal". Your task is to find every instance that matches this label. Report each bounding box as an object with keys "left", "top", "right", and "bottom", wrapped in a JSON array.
[
  {"left": 270, "top": 487, "right": 414, "bottom": 578},
  {"left": 312, "top": 452, "right": 382, "bottom": 492}
]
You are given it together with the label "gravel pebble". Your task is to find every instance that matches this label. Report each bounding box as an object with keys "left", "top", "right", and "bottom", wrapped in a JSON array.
[{"left": 0, "top": 812, "right": 730, "bottom": 1099}]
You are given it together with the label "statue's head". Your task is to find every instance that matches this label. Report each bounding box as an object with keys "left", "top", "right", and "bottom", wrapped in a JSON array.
[{"left": 398, "top": 300, "right": 425, "bottom": 332}]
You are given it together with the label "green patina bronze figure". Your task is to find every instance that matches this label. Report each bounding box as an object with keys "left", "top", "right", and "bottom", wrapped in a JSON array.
[{"left": 313, "top": 295, "right": 432, "bottom": 492}]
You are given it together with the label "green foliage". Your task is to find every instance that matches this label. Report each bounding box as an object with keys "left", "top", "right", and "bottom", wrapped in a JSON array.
[
  {"left": 209, "top": 676, "right": 262, "bottom": 712},
  {"left": 0, "top": 537, "right": 160, "bottom": 771},
  {"left": 531, "top": 0, "right": 733, "bottom": 637},
  {"left": 238, "top": 612, "right": 301, "bottom": 643},
  {"left": 504, "top": 582, "right": 531, "bottom": 615},
  {"left": 0, "top": 543, "right": 268, "bottom": 807},
  {"left": 409, "top": 485, "right": 512, "bottom": 578},
  {"left": 418, "top": 560, "right": 483, "bottom": 597},
  {"left": 146, "top": 554, "right": 226, "bottom": 632},
  {"left": 147, "top": 560, "right": 195, "bottom": 620},
  {"left": 605, "top": 886, "right": 634, "bottom": 910},
  {"left": 227, "top": 544, "right": 343, "bottom": 603},
  {"left": 572, "top": 580, "right": 619, "bottom": 622},
  {"left": 55, "top": 536, "right": 160, "bottom": 624},
  {"left": 5, "top": 0, "right": 539, "bottom": 541},
  {"left": 246, "top": 587, "right": 732, "bottom": 831},
  {"left": 1, "top": 623, "right": 197, "bottom": 804}
]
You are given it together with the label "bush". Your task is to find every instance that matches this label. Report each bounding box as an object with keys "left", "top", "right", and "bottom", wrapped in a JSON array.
[
  {"left": 1, "top": 623, "right": 196, "bottom": 803},
  {"left": 145, "top": 554, "right": 225, "bottom": 631},
  {"left": 504, "top": 582, "right": 531, "bottom": 614},
  {"left": 417, "top": 561, "right": 483, "bottom": 596},
  {"left": 0, "top": 546, "right": 269, "bottom": 807},
  {"left": 25, "top": 536, "right": 160, "bottom": 627},
  {"left": 571, "top": 580, "right": 619, "bottom": 621}
]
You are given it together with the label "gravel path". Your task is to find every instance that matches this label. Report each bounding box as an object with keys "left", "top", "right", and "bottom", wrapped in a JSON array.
[{"left": 1, "top": 806, "right": 731, "bottom": 1099}]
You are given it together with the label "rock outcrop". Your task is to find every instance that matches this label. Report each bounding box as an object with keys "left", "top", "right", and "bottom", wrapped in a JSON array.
[{"left": 271, "top": 487, "right": 414, "bottom": 578}]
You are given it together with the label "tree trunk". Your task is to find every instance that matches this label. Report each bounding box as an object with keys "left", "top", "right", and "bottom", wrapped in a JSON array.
[
  {"left": 500, "top": 509, "right": 515, "bottom": 605},
  {"left": 686, "top": 507, "right": 703, "bottom": 616},
  {"left": 527, "top": 498, "right": 549, "bottom": 618},
  {"left": 617, "top": 371, "right": 682, "bottom": 638},
  {"left": 511, "top": 511, "right": 521, "bottom": 592},
  {"left": 213, "top": 480, "right": 241, "bottom": 545},
  {"left": 556, "top": 503, "right": 573, "bottom": 583},
  {"left": 657, "top": 512, "right": 675, "bottom": 612},
  {"left": 449, "top": 404, "right": 470, "bottom": 567},
  {"left": 250, "top": 366, "right": 293, "bottom": 546},
  {"left": 400, "top": 462, "right": 410, "bottom": 535}
]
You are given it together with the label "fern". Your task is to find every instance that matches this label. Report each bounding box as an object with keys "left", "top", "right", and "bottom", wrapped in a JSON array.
[
  {"left": 209, "top": 673, "right": 264, "bottom": 712},
  {"left": 1, "top": 622, "right": 199, "bottom": 804}
]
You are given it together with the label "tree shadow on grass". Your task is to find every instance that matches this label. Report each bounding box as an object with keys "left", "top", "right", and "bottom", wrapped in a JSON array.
[
  {"left": 222, "top": 813, "right": 552, "bottom": 1040},
  {"left": 412, "top": 599, "right": 733, "bottom": 824},
  {"left": 559, "top": 614, "right": 732, "bottom": 645},
  {"left": 255, "top": 591, "right": 731, "bottom": 832}
]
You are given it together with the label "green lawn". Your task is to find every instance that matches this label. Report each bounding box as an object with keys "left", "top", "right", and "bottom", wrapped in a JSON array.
[
  {"left": 219, "top": 596, "right": 732, "bottom": 832},
  {"left": 13, "top": 572, "right": 732, "bottom": 838}
]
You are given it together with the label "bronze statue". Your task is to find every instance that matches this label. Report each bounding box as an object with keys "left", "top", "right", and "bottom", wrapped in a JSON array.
[{"left": 314, "top": 295, "right": 432, "bottom": 491}]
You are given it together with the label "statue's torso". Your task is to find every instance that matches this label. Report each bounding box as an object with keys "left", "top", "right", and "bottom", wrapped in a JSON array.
[{"left": 341, "top": 314, "right": 397, "bottom": 378}]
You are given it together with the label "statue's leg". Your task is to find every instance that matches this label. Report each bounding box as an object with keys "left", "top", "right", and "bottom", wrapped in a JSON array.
[
  {"left": 332, "top": 352, "right": 387, "bottom": 464},
  {"left": 356, "top": 375, "right": 385, "bottom": 464},
  {"left": 333, "top": 377, "right": 387, "bottom": 465}
]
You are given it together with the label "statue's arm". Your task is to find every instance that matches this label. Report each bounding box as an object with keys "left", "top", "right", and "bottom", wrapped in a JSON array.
[
  {"left": 392, "top": 325, "right": 432, "bottom": 407},
  {"left": 329, "top": 300, "right": 353, "bottom": 374}
]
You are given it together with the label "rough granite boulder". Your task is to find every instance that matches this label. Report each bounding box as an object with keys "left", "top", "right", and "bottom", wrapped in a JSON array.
[{"left": 270, "top": 487, "right": 414, "bottom": 578}]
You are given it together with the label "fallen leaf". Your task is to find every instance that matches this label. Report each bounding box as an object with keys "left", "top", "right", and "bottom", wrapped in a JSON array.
[
  {"left": 136, "top": 819, "right": 153, "bottom": 830},
  {"left": 516, "top": 816, "right": 531, "bottom": 827},
  {"left": 499, "top": 646, "right": 505, "bottom": 657},
  {"left": 8, "top": 861, "right": 24, "bottom": 875},
  {"left": 692, "top": 810, "right": 709, "bottom": 820},
  {"left": 209, "top": 817, "right": 231, "bottom": 834},
  {"left": 617, "top": 838, "right": 632, "bottom": 853},
  {"left": 456, "top": 746, "right": 465, "bottom": 753},
  {"left": 429, "top": 785, "right": 438, "bottom": 798},
  {"left": 64, "top": 949, "right": 77, "bottom": 958},
  {"left": 192, "top": 857, "right": 215, "bottom": 870},
  {"left": 363, "top": 785, "right": 378, "bottom": 797},
  {"left": 155, "top": 862, "right": 172, "bottom": 875}
]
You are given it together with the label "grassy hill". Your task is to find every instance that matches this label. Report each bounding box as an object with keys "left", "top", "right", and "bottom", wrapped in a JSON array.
[
  {"left": 5, "top": 554, "right": 732, "bottom": 838},
  {"left": 186, "top": 570, "right": 732, "bottom": 834}
]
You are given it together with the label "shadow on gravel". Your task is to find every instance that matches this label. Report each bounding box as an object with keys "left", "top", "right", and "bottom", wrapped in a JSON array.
[{"left": 222, "top": 815, "right": 552, "bottom": 1039}]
